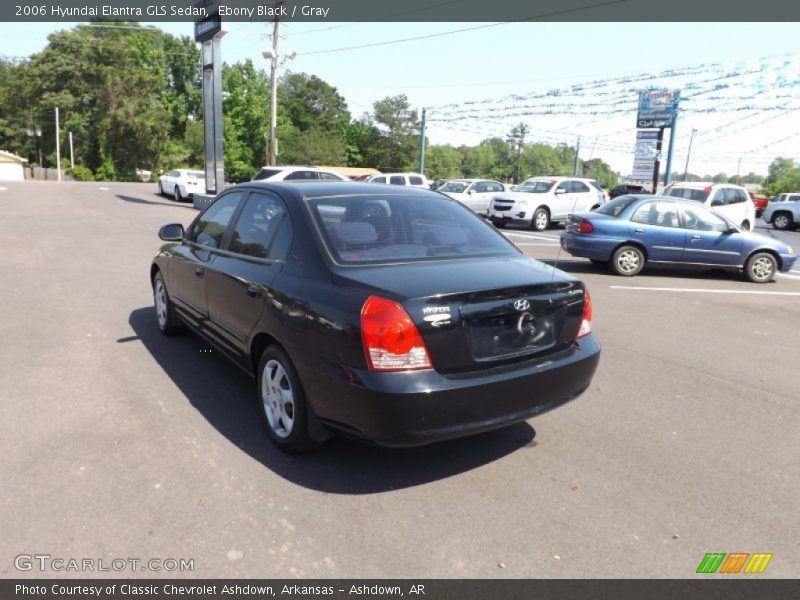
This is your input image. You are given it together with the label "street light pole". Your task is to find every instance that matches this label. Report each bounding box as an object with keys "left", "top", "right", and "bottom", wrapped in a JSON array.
[
  {"left": 55, "top": 106, "right": 61, "bottom": 182},
  {"left": 267, "top": 4, "right": 282, "bottom": 167},
  {"left": 683, "top": 128, "right": 697, "bottom": 182}
]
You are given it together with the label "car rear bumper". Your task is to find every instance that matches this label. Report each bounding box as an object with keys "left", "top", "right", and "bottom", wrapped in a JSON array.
[
  {"left": 296, "top": 334, "right": 600, "bottom": 446},
  {"left": 560, "top": 232, "right": 621, "bottom": 261}
]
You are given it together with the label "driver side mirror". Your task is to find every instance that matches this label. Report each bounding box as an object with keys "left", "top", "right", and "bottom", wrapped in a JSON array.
[
  {"left": 467, "top": 189, "right": 474, "bottom": 195},
  {"left": 158, "top": 223, "right": 184, "bottom": 241}
]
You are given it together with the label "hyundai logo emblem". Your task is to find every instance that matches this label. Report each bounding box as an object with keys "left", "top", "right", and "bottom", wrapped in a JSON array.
[{"left": 513, "top": 299, "right": 530, "bottom": 311}]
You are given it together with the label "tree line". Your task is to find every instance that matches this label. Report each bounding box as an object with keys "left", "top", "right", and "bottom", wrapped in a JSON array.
[{"left": 1, "top": 23, "right": 796, "bottom": 194}]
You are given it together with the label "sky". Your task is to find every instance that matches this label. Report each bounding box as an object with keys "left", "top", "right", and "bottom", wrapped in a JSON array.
[{"left": 2, "top": 21, "right": 799, "bottom": 178}]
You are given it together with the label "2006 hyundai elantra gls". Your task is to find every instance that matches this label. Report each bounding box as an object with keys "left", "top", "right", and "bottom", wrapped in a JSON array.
[{"left": 151, "top": 182, "right": 600, "bottom": 452}]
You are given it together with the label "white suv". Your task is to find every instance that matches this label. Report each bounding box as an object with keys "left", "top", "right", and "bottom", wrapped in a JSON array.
[
  {"left": 252, "top": 166, "right": 349, "bottom": 182},
  {"left": 366, "top": 173, "right": 430, "bottom": 188},
  {"left": 663, "top": 182, "right": 756, "bottom": 231},
  {"left": 489, "top": 176, "right": 603, "bottom": 231}
]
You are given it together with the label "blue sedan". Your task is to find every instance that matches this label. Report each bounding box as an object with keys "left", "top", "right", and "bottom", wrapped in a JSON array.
[{"left": 560, "top": 195, "right": 797, "bottom": 283}]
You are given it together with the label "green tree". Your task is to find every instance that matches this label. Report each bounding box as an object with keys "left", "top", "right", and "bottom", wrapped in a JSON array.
[
  {"left": 222, "top": 60, "right": 269, "bottom": 182},
  {"left": 424, "top": 144, "right": 462, "bottom": 179},
  {"left": 370, "top": 95, "right": 419, "bottom": 170},
  {"left": 506, "top": 123, "right": 529, "bottom": 183}
]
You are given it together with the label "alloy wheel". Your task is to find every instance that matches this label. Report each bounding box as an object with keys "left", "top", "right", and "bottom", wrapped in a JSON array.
[{"left": 261, "top": 360, "right": 295, "bottom": 438}]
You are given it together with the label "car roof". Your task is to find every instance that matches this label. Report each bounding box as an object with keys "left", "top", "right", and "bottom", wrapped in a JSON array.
[{"left": 236, "top": 180, "right": 439, "bottom": 200}]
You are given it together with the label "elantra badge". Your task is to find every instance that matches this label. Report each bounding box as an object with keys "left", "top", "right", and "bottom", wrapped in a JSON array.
[{"left": 423, "top": 306, "right": 451, "bottom": 327}]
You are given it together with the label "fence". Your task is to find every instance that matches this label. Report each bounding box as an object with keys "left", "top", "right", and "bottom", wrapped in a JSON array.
[{"left": 26, "top": 167, "right": 74, "bottom": 182}]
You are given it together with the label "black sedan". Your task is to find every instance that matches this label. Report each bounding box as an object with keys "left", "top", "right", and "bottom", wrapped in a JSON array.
[{"left": 151, "top": 182, "right": 600, "bottom": 452}]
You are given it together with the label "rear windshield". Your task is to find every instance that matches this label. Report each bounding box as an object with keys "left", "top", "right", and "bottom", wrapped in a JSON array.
[
  {"left": 188, "top": 171, "right": 205, "bottom": 179},
  {"left": 517, "top": 179, "right": 555, "bottom": 193},
  {"left": 595, "top": 195, "right": 637, "bottom": 217},
  {"left": 308, "top": 194, "right": 519, "bottom": 264},
  {"left": 664, "top": 187, "right": 709, "bottom": 202},
  {"left": 253, "top": 168, "right": 282, "bottom": 181}
]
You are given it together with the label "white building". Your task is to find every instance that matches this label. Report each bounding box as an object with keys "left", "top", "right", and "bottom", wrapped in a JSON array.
[{"left": 0, "top": 150, "right": 27, "bottom": 181}]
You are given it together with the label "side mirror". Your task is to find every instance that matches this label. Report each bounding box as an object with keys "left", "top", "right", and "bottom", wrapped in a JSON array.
[
  {"left": 467, "top": 189, "right": 474, "bottom": 195},
  {"left": 159, "top": 223, "right": 184, "bottom": 241}
]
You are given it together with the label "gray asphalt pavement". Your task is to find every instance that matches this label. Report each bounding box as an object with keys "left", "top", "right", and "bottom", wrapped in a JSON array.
[{"left": 1, "top": 181, "right": 798, "bottom": 579}]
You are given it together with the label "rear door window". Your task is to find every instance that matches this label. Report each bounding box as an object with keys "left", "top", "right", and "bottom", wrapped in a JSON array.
[
  {"left": 190, "top": 191, "right": 245, "bottom": 249},
  {"left": 226, "top": 192, "right": 291, "bottom": 260},
  {"left": 308, "top": 194, "right": 518, "bottom": 264},
  {"left": 409, "top": 176, "right": 424, "bottom": 186},
  {"left": 372, "top": 176, "right": 386, "bottom": 184},
  {"left": 664, "top": 187, "right": 710, "bottom": 202},
  {"left": 632, "top": 201, "right": 680, "bottom": 227},
  {"left": 710, "top": 189, "right": 728, "bottom": 207},
  {"left": 572, "top": 181, "right": 590, "bottom": 193},
  {"left": 389, "top": 175, "right": 406, "bottom": 185}
]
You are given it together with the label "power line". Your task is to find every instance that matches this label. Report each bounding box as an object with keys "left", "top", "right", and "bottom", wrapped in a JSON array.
[{"left": 299, "top": 0, "right": 626, "bottom": 56}]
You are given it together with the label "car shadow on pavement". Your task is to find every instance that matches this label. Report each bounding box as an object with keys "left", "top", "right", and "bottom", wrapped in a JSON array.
[
  {"left": 127, "top": 307, "right": 535, "bottom": 494},
  {"left": 116, "top": 194, "right": 196, "bottom": 209},
  {"left": 540, "top": 258, "right": 760, "bottom": 283}
]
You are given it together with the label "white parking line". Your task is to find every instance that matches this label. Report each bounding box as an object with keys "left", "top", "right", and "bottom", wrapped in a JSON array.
[
  {"left": 777, "top": 273, "right": 800, "bottom": 281},
  {"left": 610, "top": 285, "right": 800, "bottom": 296},
  {"left": 515, "top": 242, "right": 559, "bottom": 246},
  {"left": 503, "top": 232, "right": 561, "bottom": 242}
]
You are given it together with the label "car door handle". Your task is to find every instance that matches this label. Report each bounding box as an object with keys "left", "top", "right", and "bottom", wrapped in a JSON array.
[
  {"left": 195, "top": 267, "right": 205, "bottom": 277},
  {"left": 691, "top": 235, "right": 701, "bottom": 241},
  {"left": 246, "top": 284, "right": 261, "bottom": 297},
  {"left": 634, "top": 228, "right": 644, "bottom": 234}
]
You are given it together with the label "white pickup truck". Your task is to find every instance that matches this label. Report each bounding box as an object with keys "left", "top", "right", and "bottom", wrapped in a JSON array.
[{"left": 488, "top": 176, "right": 606, "bottom": 231}]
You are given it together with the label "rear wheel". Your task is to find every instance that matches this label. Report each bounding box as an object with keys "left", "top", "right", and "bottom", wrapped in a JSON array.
[
  {"left": 773, "top": 212, "right": 792, "bottom": 231},
  {"left": 611, "top": 245, "right": 645, "bottom": 277},
  {"left": 157, "top": 182, "right": 163, "bottom": 196},
  {"left": 531, "top": 207, "right": 550, "bottom": 231},
  {"left": 493, "top": 220, "right": 506, "bottom": 229},
  {"left": 744, "top": 252, "right": 777, "bottom": 283},
  {"left": 257, "top": 345, "right": 316, "bottom": 453},
  {"left": 153, "top": 272, "right": 181, "bottom": 335},
  {"left": 173, "top": 185, "right": 183, "bottom": 202}
]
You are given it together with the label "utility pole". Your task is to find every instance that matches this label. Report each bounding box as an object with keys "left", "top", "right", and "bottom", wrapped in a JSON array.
[
  {"left": 55, "top": 107, "right": 61, "bottom": 182},
  {"left": 683, "top": 128, "right": 697, "bottom": 181},
  {"left": 572, "top": 136, "right": 581, "bottom": 176},
  {"left": 69, "top": 131, "right": 74, "bottom": 169},
  {"left": 737, "top": 157, "right": 742, "bottom": 185},
  {"left": 418, "top": 108, "right": 426, "bottom": 175},
  {"left": 267, "top": 3, "right": 282, "bottom": 167}
]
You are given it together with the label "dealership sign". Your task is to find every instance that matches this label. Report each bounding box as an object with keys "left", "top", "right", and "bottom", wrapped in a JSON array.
[
  {"left": 631, "top": 130, "right": 659, "bottom": 180},
  {"left": 636, "top": 89, "right": 679, "bottom": 128}
]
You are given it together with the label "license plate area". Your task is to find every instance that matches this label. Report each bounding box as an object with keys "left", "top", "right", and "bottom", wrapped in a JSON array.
[{"left": 467, "top": 305, "right": 563, "bottom": 361}]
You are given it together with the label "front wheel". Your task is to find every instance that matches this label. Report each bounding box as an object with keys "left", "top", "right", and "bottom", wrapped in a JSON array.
[
  {"left": 492, "top": 220, "right": 507, "bottom": 229},
  {"left": 744, "top": 252, "right": 777, "bottom": 283},
  {"left": 257, "top": 346, "right": 317, "bottom": 453},
  {"left": 153, "top": 272, "right": 182, "bottom": 335},
  {"left": 611, "top": 245, "right": 645, "bottom": 276},
  {"left": 531, "top": 208, "right": 550, "bottom": 231},
  {"left": 157, "top": 182, "right": 163, "bottom": 196},
  {"left": 173, "top": 185, "right": 183, "bottom": 202},
  {"left": 772, "top": 213, "right": 793, "bottom": 231}
]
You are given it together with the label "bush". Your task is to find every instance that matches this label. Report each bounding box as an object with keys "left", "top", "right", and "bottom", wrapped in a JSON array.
[{"left": 66, "top": 165, "right": 94, "bottom": 181}]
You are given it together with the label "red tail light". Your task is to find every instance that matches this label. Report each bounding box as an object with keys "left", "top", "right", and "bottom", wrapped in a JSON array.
[
  {"left": 704, "top": 186, "right": 713, "bottom": 193},
  {"left": 578, "top": 220, "right": 594, "bottom": 233},
  {"left": 577, "top": 289, "right": 592, "bottom": 338},
  {"left": 361, "top": 296, "right": 432, "bottom": 371}
]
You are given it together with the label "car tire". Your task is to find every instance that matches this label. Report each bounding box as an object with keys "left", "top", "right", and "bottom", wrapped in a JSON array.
[
  {"left": 772, "top": 212, "right": 793, "bottom": 231},
  {"left": 257, "top": 345, "right": 317, "bottom": 454},
  {"left": 157, "top": 182, "right": 163, "bottom": 196},
  {"left": 531, "top": 207, "right": 550, "bottom": 231},
  {"left": 153, "top": 272, "right": 182, "bottom": 336},
  {"left": 173, "top": 186, "right": 183, "bottom": 202},
  {"left": 744, "top": 252, "right": 777, "bottom": 283},
  {"left": 740, "top": 220, "right": 751, "bottom": 231},
  {"left": 611, "top": 245, "right": 645, "bottom": 277},
  {"left": 493, "top": 221, "right": 506, "bottom": 229}
]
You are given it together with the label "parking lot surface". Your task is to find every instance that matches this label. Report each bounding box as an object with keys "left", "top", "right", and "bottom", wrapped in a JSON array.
[{"left": 1, "top": 182, "right": 799, "bottom": 578}]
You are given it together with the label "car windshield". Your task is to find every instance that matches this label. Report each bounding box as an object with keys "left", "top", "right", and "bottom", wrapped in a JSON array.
[
  {"left": 308, "top": 194, "right": 519, "bottom": 265},
  {"left": 517, "top": 179, "right": 555, "bottom": 193},
  {"left": 595, "top": 196, "right": 638, "bottom": 217},
  {"left": 439, "top": 182, "right": 468, "bottom": 193},
  {"left": 664, "top": 187, "right": 710, "bottom": 202},
  {"left": 253, "top": 168, "right": 282, "bottom": 181}
]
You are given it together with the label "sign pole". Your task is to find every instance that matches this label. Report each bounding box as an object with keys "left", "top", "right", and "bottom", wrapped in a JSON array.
[
  {"left": 662, "top": 93, "right": 680, "bottom": 187},
  {"left": 651, "top": 127, "right": 664, "bottom": 194}
]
